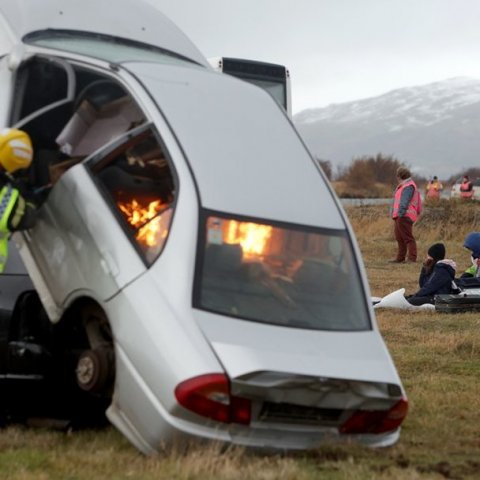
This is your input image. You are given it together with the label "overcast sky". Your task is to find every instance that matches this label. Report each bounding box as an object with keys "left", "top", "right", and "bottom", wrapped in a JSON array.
[{"left": 149, "top": 0, "right": 480, "bottom": 114}]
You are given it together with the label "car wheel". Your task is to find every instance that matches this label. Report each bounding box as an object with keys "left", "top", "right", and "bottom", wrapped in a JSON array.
[{"left": 75, "top": 346, "right": 114, "bottom": 395}]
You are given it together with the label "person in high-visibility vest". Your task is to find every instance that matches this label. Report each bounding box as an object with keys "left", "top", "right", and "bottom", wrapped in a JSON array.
[
  {"left": 0, "top": 128, "right": 36, "bottom": 272},
  {"left": 389, "top": 166, "right": 422, "bottom": 263},
  {"left": 459, "top": 175, "right": 474, "bottom": 199},
  {"left": 425, "top": 175, "right": 443, "bottom": 200}
]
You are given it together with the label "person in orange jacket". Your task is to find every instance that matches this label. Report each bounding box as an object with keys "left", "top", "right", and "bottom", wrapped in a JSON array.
[{"left": 425, "top": 176, "right": 443, "bottom": 200}]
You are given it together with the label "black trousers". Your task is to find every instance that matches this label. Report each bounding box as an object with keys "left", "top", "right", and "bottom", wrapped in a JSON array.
[{"left": 406, "top": 295, "right": 434, "bottom": 306}]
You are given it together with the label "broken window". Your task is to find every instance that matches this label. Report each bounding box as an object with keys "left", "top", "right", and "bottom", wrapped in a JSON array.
[
  {"left": 89, "top": 128, "right": 176, "bottom": 266},
  {"left": 12, "top": 56, "right": 72, "bottom": 123},
  {"left": 9, "top": 56, "right": 146, "bottom": 195}
]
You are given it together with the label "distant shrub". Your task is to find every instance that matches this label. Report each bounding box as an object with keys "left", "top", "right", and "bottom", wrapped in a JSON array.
[{"left": 343, "top": 158, "right": 376, "bottom": 190}]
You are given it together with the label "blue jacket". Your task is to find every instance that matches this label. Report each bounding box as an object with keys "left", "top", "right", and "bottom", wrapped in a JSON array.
[
  {"left": 390, "top": 181, "right": 415, "bottom": 218},
  {"left": 398, "top": 184, "right": 414, "bottom": 217},
  {"left": 414, "top": 259, "right": 456, "bottom": 298}
]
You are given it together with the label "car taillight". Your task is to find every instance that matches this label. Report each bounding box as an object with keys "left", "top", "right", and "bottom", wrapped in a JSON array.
[
  {"left": 175, "top": 373, "right": 251, "bottom": 425},
  {"left": 339, "top": 398, "right": 408, "bottom": 434}
]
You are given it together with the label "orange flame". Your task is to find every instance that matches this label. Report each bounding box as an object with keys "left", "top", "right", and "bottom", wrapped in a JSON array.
[
  {"left": 225, "top": 220, "right": 272, "bottom": 257},
  {"left": 118, "top": 199, "right": 166, "bottom": 247}
]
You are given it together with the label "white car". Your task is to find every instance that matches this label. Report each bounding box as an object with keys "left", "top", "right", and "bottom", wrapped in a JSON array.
[{"left": 0, "top": 0, "right": 408, "bottom": 453}]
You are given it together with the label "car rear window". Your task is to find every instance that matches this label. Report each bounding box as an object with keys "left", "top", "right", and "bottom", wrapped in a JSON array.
[{"left": 194, "top": 211, "right": 371, "bottom": 331}]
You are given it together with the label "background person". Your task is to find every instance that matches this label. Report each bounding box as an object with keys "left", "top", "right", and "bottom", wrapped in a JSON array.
[
  {"left": 425, "top": 175, "right": 443, "bottom": 200},
  {"left": 0, "top": 128, "right": 36, "bottom": 272},
  {"left": 405, "top": 243, "right": 457, "bottom": 306},
  {"left": 390, "top": 166, "right": 422, "bottom": 263},
  {"left": 460, "top": 232, "right": 480, "bottom": 278},
  {"left": 459, "top": 175, "right": 474, "bottom": 199}
]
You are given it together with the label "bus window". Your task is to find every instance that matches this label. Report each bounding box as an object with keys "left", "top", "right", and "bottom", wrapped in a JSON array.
[{"left": 209, "top": 57, "right": 292, "bottom": 117}]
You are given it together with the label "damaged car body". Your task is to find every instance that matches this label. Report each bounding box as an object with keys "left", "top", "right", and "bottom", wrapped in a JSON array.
[{"left": 0, "top": 0, "right": 408, "bottom": 453}]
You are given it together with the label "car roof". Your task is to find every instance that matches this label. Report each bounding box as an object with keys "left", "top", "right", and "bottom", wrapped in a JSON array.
[
  {"left": 0, "top": 0, "right": 208, "bottom": 67},
  {"left": 125, "top": 62, "right": 344, "bottom": 229}
]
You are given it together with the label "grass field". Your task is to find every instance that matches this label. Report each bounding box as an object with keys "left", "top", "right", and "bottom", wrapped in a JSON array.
[{"left": 1, "top": 201, "right": 479, "bottom": 479}]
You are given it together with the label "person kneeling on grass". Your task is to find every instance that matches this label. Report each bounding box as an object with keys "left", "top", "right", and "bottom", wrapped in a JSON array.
[
  {"left": 405, "top": 242, "right": 458, "bottom": 306},
  {"left": 460, "top": 232, "right": 480, "bottom": 278}
]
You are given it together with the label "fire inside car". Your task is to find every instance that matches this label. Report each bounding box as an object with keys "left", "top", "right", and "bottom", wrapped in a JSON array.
[
  {"left": 90, "top": 129, "right": 176, "bottom": 265},
  {"left": 196, "top": 214, "right": 371, "bottom": 331}
]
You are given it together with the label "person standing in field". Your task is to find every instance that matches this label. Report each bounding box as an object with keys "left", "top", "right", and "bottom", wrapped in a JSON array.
[
  {"left": 425, "top": 175, "right": 443, "bottom": 200},
  {"left": 389, "top": 166, "right": 422, "bottom": 263},
  {"left": 459, "top": 175, "right": 474, "bottom": 199}
]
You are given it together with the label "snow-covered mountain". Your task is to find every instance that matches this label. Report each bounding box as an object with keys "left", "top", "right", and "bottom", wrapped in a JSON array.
[{"left": 294, "top": 77, "right": 480, "bottom": 177}]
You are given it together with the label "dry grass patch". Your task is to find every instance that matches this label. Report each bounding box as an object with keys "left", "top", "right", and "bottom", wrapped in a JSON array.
[
  {"left": 333, "top": 181, "right": 392, "bottom": 199},
  {"left": 1, "top": 201, "right": 480, "bottom": 479},
  {"left": 347, "top": 201, "right": 480, "bottom": 296}
]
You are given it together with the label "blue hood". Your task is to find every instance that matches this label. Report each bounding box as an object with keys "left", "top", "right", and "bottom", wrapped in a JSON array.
[{"left": 464, "top": 232, "right": 480, "bottom": 258}]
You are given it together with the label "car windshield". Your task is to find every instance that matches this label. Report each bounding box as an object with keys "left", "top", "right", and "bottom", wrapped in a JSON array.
[
  {"left": 25, "top": 30, "right": 200, "bottom": 68},
  {"left": 195, "top": 213, "right": 371, "bottom": 331}
]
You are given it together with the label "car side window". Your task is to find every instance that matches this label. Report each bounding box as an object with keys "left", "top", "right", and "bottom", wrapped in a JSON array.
[
  {"left": 11, "top": 56, "right": 74, "bottom": 126},
  {"left": 89, "top": 128, "right": 177, "bottom": 265},
  {"left": 8, "top": 57, "right": 147, "bottom": 196}
]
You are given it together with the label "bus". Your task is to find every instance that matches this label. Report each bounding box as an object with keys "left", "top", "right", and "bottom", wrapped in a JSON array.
[{"left": 209, "top": 57, "right": 292, "bottom": 117}]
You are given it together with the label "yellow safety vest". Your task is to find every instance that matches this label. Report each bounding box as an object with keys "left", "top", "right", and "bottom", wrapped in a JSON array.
[{"left": 0, "top": 184, "right": 20, "bottom": 273}]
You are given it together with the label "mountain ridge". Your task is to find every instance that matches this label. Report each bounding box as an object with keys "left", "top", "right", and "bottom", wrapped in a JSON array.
[{"left": 294, "top": 77, "right": 480, "bottom": 177}]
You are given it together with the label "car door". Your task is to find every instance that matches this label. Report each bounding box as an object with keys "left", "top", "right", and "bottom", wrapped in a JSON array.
[
  {"left": 6, "top": 61, "right": 129, "bottom": 321},
  {"left": 0, "top": 53, "right": 76, "bottom": 320}
]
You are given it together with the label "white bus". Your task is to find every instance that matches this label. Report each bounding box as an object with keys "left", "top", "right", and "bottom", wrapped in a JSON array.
[{"left": 209, "top": 57, "right": 292, "bottom": 117}]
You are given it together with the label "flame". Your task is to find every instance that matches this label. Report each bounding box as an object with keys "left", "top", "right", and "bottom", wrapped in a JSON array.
[
  {"left": 225, "top": 220, "right": 272, "bottom": 257},
  {"left": 118, "top": 198, "right": 167, "bottom": 247}
]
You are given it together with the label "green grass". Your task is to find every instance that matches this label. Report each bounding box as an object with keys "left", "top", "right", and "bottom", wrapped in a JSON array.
[{"left": 1, "top": 203, "right": 479, "bottom": 479}]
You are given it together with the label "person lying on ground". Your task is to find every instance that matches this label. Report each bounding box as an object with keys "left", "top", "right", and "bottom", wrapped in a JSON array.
[{"left": 405, "top": 242, "right": 457, "bottom": 306}]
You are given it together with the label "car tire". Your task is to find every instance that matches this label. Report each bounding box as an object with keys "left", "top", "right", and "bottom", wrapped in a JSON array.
[{"left": 75, "top": 346, "right": 114, "bottom": 395}]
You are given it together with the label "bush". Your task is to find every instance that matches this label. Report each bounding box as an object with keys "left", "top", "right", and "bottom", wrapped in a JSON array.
[{"left": 334, "top": 154, "right": 405, "bottom": 197}]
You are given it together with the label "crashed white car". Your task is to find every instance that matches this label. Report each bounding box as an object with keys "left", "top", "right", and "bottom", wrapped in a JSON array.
[{"left": 0, "top": 0, "right": 408, "bottom": 453}]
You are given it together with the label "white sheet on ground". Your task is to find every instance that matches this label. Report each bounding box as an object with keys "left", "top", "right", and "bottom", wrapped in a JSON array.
[
  {"left": 372, "top": 288, "right": 435, "bottom": 311},
  {"left": 461, "top": 287, "right": 480, "bottom": 295}
]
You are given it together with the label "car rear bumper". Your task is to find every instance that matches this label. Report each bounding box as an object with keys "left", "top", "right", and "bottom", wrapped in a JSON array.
[{"left": 109, "top": 345, "right": 401, "bottom": 454}]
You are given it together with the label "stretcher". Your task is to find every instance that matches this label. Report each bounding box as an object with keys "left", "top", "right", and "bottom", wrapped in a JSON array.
[
  {"left": 373, "top": 285, "right": 480, "bottom": 312},
  {"left": 435, "top": 292, "right": 480, "bottom": 313}
]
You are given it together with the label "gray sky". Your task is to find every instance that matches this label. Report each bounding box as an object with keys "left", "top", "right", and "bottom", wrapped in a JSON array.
[{"left": 148, "top": 0, "right": 480, "bottom": 114}]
